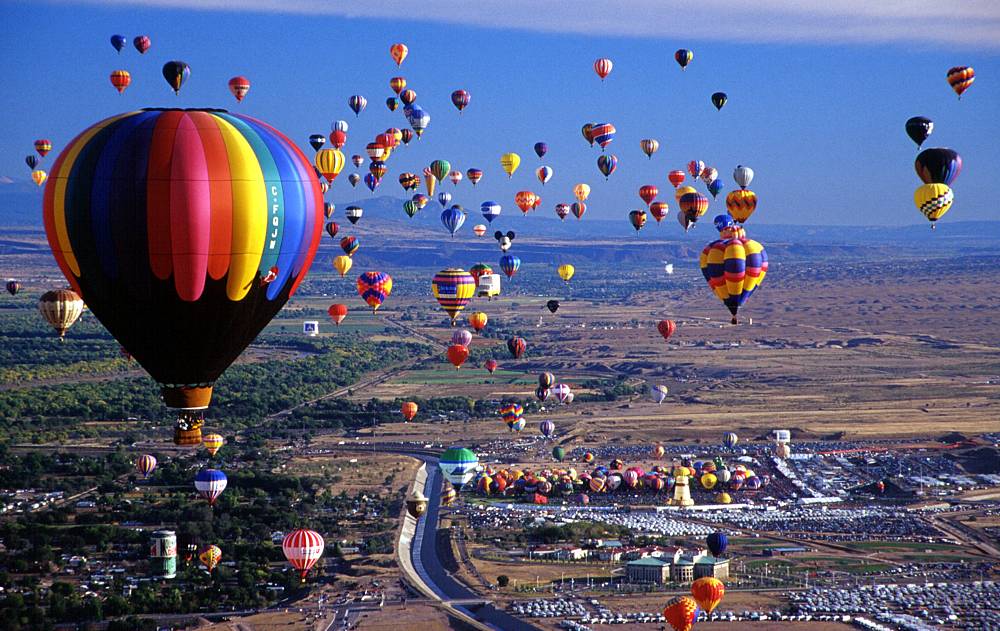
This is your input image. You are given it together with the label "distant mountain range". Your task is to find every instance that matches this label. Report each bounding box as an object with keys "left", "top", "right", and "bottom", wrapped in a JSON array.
[{"left": 3, "top": 181, "right": 994, "bottom": 253}]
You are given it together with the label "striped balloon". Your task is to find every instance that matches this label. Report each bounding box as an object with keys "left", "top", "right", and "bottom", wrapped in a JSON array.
[
  {"left": 42, "top": 109, "right": 322, "bottom": 411},
  {"left": 590, "top": 123, "right": 616, "bottom": 150},
  {"left": 725, "top": 189, "right": 757, "bottom": 223},
  {"left": 499, "top": 255, "right": 520, "bottom": 279},
  {"left": 691, "top": 577, "right": 726, "bottom": 615},
  {"left": 282, "top": 528, "right": 325, "bottom": 581},
  {"left": 723, "top": 431, "right": 738, "bottom": 449},
  {"left": 136, "top": 454, "right": 157, "bottom": 478},
  {"left": 699, "top": 236, "right": 768, "bottom": 324},
  {"left": 679, "top": 192, "right": 710, "bottom": 229},
  {"left": 440, "top": 205, "right": 466, "bottom": 236},
  {"left": 593, "top": 58, "right": 613, "bottom": 80},
  {"left": 202, "top": 433, "right": 225, "bottom": 456},
  {"left": 663, "top": 596, "right": 698, "bottom": 631},
  {"left": 539, "top": 420, "right": 555, "bottom": 438},
  {"left": 432, "top": 268, "right": 476, "bottom": 323},
  {"left": 946, "top": 66, "right": 975, "bottom": 99},
  {"left": 357, "top": 271, "right": 392, "bottom": 313},
  {"left": 194, "top": 468, "right": 228, "bottom": 505}
]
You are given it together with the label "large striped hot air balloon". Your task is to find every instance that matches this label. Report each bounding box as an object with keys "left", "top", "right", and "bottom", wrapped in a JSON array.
[
  {"left": 507, "top": 337, "right": 526, "bottom": 359},
  {"left": 43, "top": 109, "right": 323, "bottom": 445},
  {"left": 700, "top": 235, "right": 768, "bottom": 324},
  {"left": 38, "top": 289, "right": 84, "bottom": 339},
  {"left": 357, "top": 271, "right": 392, "bottom": 313},
  {"left": 136, "top": 454, "right": 157, "bottom": 478},
  {"left": 282, "top": 528, "right": 325, "bottom": 581},
  {"left": 194, "top": 468, "right": 227, "bottom": 505},
  {"left": 723, "top": 432, "right": 738, "bottom": 449},
  {"left": 439, "top": 447, "right": 479, "bottom": 488},
  {"left": 202, "top": 433, "right": 225, "bottom": 456},
  {"left": 725, "top": 189, "right": 757, "bottom": 223},
  {"left": 663, "top": 596, "right": 698, "bottom": 631},
  {"left": 432, "top": 269, "right": 475, "bottom": 324},
  {"left": 590, "top": 123, "right": 616, "bottom": 150}
]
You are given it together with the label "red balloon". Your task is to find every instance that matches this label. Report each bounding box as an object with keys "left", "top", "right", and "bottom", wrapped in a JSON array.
[
  {"left": 658, "top": 319, "right": 676, "bottom": 341},
  {"left": 639, "top": 185, "right": 659, "bottom": 206},
  {"left": 330, "top": 130, "right": 347, "bottom": 149},
  {"left": 328, "top": 304, "right": 348, "bottom": 325},
  {"left": 447, "top": 344, "right": 469, "bottom": 369},
  {"left": 485, "top": 359, "right": 498, "bottom": 374}
]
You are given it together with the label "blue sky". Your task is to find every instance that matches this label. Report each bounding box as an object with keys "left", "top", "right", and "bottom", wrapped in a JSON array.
[{"left": 1, "top": 1, "right": 998, "bottom": 226}]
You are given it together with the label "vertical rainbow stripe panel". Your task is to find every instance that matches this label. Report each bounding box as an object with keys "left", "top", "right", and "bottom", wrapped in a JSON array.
[{"left": 41, "top": 109, "right": 322, "bottom": 392}]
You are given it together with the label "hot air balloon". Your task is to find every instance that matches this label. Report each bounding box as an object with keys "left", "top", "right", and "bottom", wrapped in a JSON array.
[
  {"left": 663, "top": 596, "right": 697, "bottom": 631},
  {"left": 348, "top": 95, "right": 367, "bottom": 116},
  {"left": 706, "top": 532, "right": 728, "bottom": 556},
  {"left": 34, "top": 139, "right": 52, "bottom": 157},
  {"left": 515, "top": 191, "right": 538, "bottom": 215},
  {"left": 468, "top": 312, "right": 487, "bottom": 333},
  {"left": 401, "top": 89, "right": 417, "bottom": 105},
  {"left": 451, "top": 329, "right": 472, "bottom": 347},
  {"left": 668, "top": 170, "right": 686, "bottom": 188},
  {"left": 555, "top": 203, "right": 570, "bottom": 220},
  {"left": 552, "top": 446, "right": 566, "bottom": 462},
  {"left": 691, "top": 577, "right": 725, "bottom": 614},
  {"left": 328, "top": 303, "right": 348, "bottom": 325},
  {"left": 594, "top": 58, "right": 613, "bottom": 80},
  {"left": 136, "top": 454, "right": 157, "bottom": 478},
  {"left": 708, "top": 178, "right": 724, "bottom": 199},
  {"left": 629, "top": 210, "right": 647, "bottom": 233},
  {"left": 679, "top": 192, "right": 710, "bottom": 230},
  {"left": 947, "top": 66, "right": 975, "bottom": 99},
  {"left": 194, "top": 469, "right": 227, "bottom": 505},
  {"left": 649, "top": 201, "right": 669, "bottom": 223},
  {"left": 429, "top": 159, "right": 450, "bottom": 183},
  {"left": 687, "top": 160, "right": 705, "bottom": 180},
  {"left": 725, "top": 189, "right": 757, "bottom": 223},
  {"left": 441, "top": 485, "right": 458, "bottom": 506},
  {"left": 507, "top": 337, "right": 526, "bottom": 359},
  {"left": 557, "top": 264, "right": 575, "bottom": 282},
  {"left": 161, "top": 61, "right": 190, "bottom": 94},
  {"left": 711, "top": 92, "right": 727, "bottom": 110},
  {"left": 915, "top": 148, "right": 962, "bottom": 186},
  {"left": 733, "top": 165, "right": 754, "bottom": 189},
  {"left": 432, "top": 268, "right": 476, "bottom": 323},
  {"left": 351, "top": 154, "right": 364, "bottom": 168},
  {"left": 650, "top": 385, "right": 669, "bottom": 404},
  {"left": 402, "top": 401, "right": 418, "bottom": 422},
  {"left": 499, "top": 255, "right": 520, "bottom": 279},
  {"left": 308, "top": 135, "right": 326, "bottom": 152},
  {"left": 400, "top": 129, "right": 415, "bottom": 145},
  {"left": 905, "top": 116, "right": 934, "bottom": 149},
  {"left": 203, "top": 433, "right": 224, "bottom": 456},
  {"left": 581, "top": 122, "right": 595, "bottom": 146},
  {"left": 437, "top": 192, "right": 452, "bottom": 209},
  {"left": 674, "top": 49, "right": 693, "bottom": 70},
  {"left": 348, "top": 173, "right": 360, "bottom": 187},
  {"left": 914, "top": 183, "right": 953, "bottom": 225},
  {"left": 539, "top": 420, "right": 555, "bottom": 438},
  {"left": 390, "top": 42, "right": 408, "bottom": 66},
  {"left": 357, "top": 272, "right": 392, "bottom": 313},
  {"left": 228, "top": 76, "right": 250, "bottom": 102},
  {"left": 389, "top": 76, "right": 407, "bottom": 95},
  {"left": 572, "top": 202, "right": 587, "bottom": 220},
  {"left": 530, "top": 142, "right": 548, "bottom": 159},
  {"left": 408, "top": 107, "right": 430, "bottom": 137},
  {"left": 38, "top": 289, "right": 83, "bottom": 339},
  {"left": 6, "top": 280, "right": 21, "bottom": 296},
  {"left": 31, "top": 170, "right": 47, "bottom": 186},
  {"left": 480, "top": 201, "right": 501, "bottom": 223},
  {"left": 536, "top": 166, "right": 553, "bottom": 185},
  {"left": 723, "top": 432, "right": 738, "bottom": 449},
  {"left": 657, "top": 319, "right": 676, "bottom": 341},
  {"left": 363, "top": 173, "right": 380, "bottom": 193},
  {"left": 440, "top": 205, "right": 466, "bottom": 237},
  {"left": 110, "top": 34, "right": 126, "bottom": 53},
  {"left": 639, "top": 185, "right": 659, "bottom": 206},
  {"left": 701, "top": 167, "right": 719, "bottom": 185},
  {"left": 546, "top": 299, "right": 560, "bottom": 314},
  {"left": 451, "top": 89, "right": 471, "bottom": 112},
  {"left": 449, "top": 170, "right": 463, "bottom": 186},
  {"left": 323, "top": 221, "right": 338, "bottom": 240},
  {"left": 282, "top": 529, "right": 325, "bottom": 581},
  {"left": 386, "top": 97, "right": 400, "bottom": 112},
  {"left": 466, "top": 168, "right": 483, "bottom": 186},
  {"left": 500, "top": 153, "right": 520, "bottom": 178},
  {"left": 198, "top": 544, "right": 222, "bottom": 573},
  {"left": 447, "top": 344, "right": 469, "bottom": 369},
  {"left": 596, "top": 154, "right": 618, "bottom": 180},
  {"left": 485, "top": 358, "right": 498, "bottom": 374},
  {"left": 315, "top": 148, "right": 346, "bottom": 182},
  {"left": 110, "top": 70, "right": 131, "bottom": 94},
  {"left": 637, "top": 138, "right": 659, "bottom": 159},
  {"left": 573, "top": 183, "right": 591, "bottom": 202},
  {"left": 591, "top": 123, "right": 616, "bottom": 150},
  {"left": 552, "top": 383, "right": 572, "bottom": 404},
  {"left": 346, "top": 206, "right": 363, "bottom": 224},
  {"left": 469, "top": 263, "right": 493, "bottom": 284},
  {"left": 340, "top": 235, "right": 359, "bottom": 256},
  {"left": 332, "top": 120, "right": 349, "bottom": 133},
  {"left": 133, "top": 35, "right": 151, "bottom": 53},
  {"left": 700, "top": 234, "right": 768, "bottom": 324}
]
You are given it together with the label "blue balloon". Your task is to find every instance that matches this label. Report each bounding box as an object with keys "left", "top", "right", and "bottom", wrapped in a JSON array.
[
  {"left": 480, "top": 201, "right": 501, "bottom": 223},
  {"left": 533, "top": 142, "right": 548, "bottom": 158},
  {"left": 110, "top": 34, "right": 127, "bottom": 53},
  {"left": 440, "top": 205, "right": 466, "bottom": 237},
  {"left": 708, "top": 178, "right": 725, "bottom": 199},
  {"left": 706, "top": 532, "right": 728, "bottom": 557},
  {"left": 499, "top": 254, "right": 521, "bottom": 278},
  {"left": 713, "top": 214, "right": 735, "bottom": 232},
  {"left": 437, "top": 192, "right": 452, "bottom": 208}
]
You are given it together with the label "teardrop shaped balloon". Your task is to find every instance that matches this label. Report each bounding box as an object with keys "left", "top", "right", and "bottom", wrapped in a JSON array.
[
  {"left": 905, "top": 116, "right": 933, "bottom": 149},
  {"left": 161, "top": 61, "right": 190, "bottom": 94},
  {"left": 228, "top": 76, "right": 250, "bottom": 102},
  {"left": 711, "top": 92, "right": 727, "bottom": 110}
]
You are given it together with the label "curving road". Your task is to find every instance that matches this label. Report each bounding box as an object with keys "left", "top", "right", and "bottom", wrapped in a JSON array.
[{"left": 412, "top": 456, "right": 541, "bottom": 631}]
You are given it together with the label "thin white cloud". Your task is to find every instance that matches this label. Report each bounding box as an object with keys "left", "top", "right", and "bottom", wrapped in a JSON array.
[{"left": 44, "top": 0, "right": 1000, "bottom": 48}]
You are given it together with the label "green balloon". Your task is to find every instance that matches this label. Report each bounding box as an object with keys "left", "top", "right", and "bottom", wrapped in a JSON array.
[
  {"left": 403, "top": 200, "right": 419, "bottom": 218},
  {"left": 430, "top": 159, "right": 451, "bottom": 183}
]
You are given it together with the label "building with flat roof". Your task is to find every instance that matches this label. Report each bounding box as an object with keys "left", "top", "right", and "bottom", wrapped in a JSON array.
[{"left": 626, "top": 553, "right": 729, "bottom": 585}]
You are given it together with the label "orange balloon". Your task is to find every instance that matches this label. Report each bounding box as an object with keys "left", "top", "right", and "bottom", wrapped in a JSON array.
[
  {"left": 691, "top": 577, "right": 725, "bottom": 615},
  {"left": 663, "top": 596, "right": 698, "bottom": 631},
  {"left": 390, "top": 43, "right": 408, "bottom": 66},
  {"left": 401, "top": 401, "right": 418, "bottom": 422},
  {"left": 468, "top": 312, "right": 488, "bottom": 332},
  {"left": 446, "top": 344, "right": 469, "bottom": 369}
]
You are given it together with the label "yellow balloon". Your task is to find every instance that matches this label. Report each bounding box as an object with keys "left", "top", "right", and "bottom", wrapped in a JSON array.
[
  {"left": 333, "top": 255, "right": 353, "bottom": 278},
  {"left": 573, "top": 183, "right": 591, "bottom": 202},
  {"left": 314, "top": 149, "right": 345, "bottom": 182},
  {"left": 557, "top": 264, "right": 575, "bottom": 282},
  {"left": 914, "top": 183, "right": 953, "bottom": 224},
  {"left": 701, "top": 472, "right": 718, "bottom": 490},
  {"left": 31, "top": 170, "right": 47, "bottom": 187},
  {"left": 716, "top": 492, "right": 732, "bottom": 504},
  {"left": 500, "top": 152, "right": 521, "bottom": 178},
  {"left": 674, "top": 185, "right": 697, "bottom": 202},
  {"left": 424, "top": 173, "right": 436, "bottom": 196}
]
